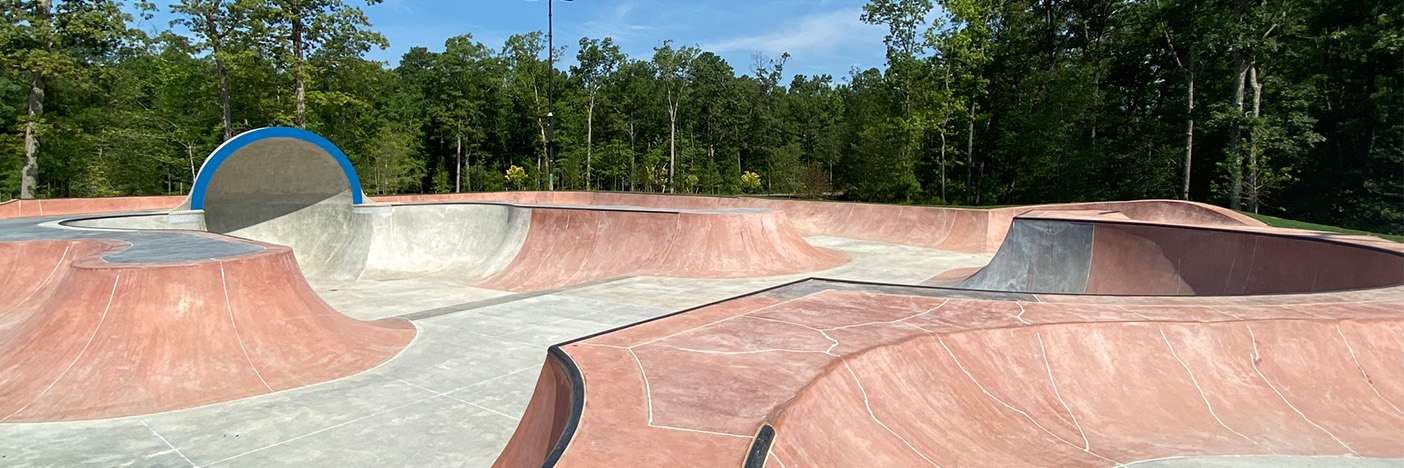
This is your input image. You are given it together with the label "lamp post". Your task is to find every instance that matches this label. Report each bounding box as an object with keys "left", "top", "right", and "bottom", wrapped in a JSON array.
[{"left": 546, "top": 0, "right": 572, "bottom": 191}]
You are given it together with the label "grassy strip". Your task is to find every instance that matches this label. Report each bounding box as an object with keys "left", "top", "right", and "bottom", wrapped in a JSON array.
[{"left": 1240, "top": 211, "right": 1404, "bottom": 243}]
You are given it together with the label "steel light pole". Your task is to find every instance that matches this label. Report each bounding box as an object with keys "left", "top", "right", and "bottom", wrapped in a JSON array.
[{"left": 546, "top": 0, "right": 572, "bottom": 191}]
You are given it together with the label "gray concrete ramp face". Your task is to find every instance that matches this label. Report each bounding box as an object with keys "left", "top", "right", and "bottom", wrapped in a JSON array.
[
  {"left": 199, "top": 136, "right": 371, "bottom": 280},
  {"left": 358, "top": 202, "right": 531, "bottom": 282},
  {"left": 959, "top": 217, "right": 1094, "bottom": 293}
]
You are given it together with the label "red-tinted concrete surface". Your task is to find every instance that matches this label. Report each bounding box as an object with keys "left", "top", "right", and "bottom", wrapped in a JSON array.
[
  {"left": 478, "top": 207, "right": 848, "bottom": 292},
  {"left": 377, "top": 192, "right": 1262, "bottom": 253},
  {"left": 0, "top": 196, "right": 184, "bottom": 220},
  {"left": 0, "top": 238, "right": 415, "bottom": 422},
  {"left": 494, "top": 219, "right": 1404, "bottom": 467}
]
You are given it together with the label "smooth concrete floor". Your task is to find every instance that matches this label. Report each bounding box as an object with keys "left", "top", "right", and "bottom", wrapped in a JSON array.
[{"left": 0, "top": 237, "right": 990, "bottom": 467}]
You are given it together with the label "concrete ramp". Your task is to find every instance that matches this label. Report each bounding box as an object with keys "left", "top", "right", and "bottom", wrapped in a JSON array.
[
  {"left": 0, "top": 238, "right": 414, "bottom": 422},
  {"left": 960, "top": 212, "right": 1404, "bottom": 295}
]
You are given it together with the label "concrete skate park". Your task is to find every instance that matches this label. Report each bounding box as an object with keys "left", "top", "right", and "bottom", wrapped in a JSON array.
[{"left": 2, "top": 127, "right": 1401, "bottom": 467}]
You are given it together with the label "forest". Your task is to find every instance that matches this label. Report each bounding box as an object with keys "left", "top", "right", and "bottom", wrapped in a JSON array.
[{"left": 1, "top": 0, "right": 1400, "bottom": 234}]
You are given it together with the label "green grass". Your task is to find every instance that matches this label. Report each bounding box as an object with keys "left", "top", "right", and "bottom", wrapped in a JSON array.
[{"left": 1239, "top": 211, "right": 1404, "bottom": 243}]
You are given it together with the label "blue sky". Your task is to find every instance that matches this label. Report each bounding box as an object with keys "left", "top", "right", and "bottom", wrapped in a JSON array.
[{"left": 136, "top": 0, "right": 891, "bottom": 80}]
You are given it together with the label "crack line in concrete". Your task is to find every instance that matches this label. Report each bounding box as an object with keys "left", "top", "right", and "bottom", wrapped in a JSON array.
[
  {"left": 1157, "top": 328, "right": 1265, "bottom": 451},
  {"left": 1015, "top": 302, "right": 1032, "bottom": 325},
  {"left": 1037, "top": 332, "right": 1091, "bottom": 451},
  {"left": 841, "top": 359, "right": 942, "bottom": 467},
  {"left": 1246, "top": 325, "right": 1358, "bottom": 454},
  {"left": 1335, "top": 324, "right": 1404, "bottom": 418},
  {"left": 938, "top": 337, "right": 1118, "bottom": 463}
]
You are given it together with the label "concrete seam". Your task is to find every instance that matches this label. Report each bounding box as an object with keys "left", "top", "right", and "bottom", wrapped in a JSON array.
[
  {"left": 140, "top": 419, "right": 198, "bottom": 467},
  {"left": 220, "top": 263, "right": 274, "bottom": 393},
  {"left": 2, "top": 273, "right": 120, "bottom": 422},
  {"left": 204, "top": 393, "right": 444, "bottom": 466},
  {"left": 13, "top": 244, "right": 71, "bottom": 307},
  {"left": 394, "top": 379, "right": 521, "bottom": 422}
]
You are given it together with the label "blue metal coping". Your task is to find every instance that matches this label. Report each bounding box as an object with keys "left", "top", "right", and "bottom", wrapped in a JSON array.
[{"left": 188, "top": 127, "right": 364, "bottom": 210}]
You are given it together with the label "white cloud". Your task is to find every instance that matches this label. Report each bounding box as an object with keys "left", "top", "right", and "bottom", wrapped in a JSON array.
[{"left": 702, "top": 8, "right": 880, "bottom": 58}]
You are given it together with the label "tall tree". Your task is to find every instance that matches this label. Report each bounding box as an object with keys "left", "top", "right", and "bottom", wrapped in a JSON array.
[
  {"left": 256, "top": 0, "right": 386, "bottom": 128},
  {"left": 171, "top": 0, "right": 251, "bottom": 141},
  {"left": 1, "top": 0, "right": 132, "bottom": 199},
  {"left": 652, "top": 41, "right": 698, "bottom": 193},
  {"left": 573, "top": 37, "right": 621, "bottom": 190}
]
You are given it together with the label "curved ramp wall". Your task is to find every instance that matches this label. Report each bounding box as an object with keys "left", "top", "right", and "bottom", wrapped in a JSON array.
[
  {"left": 374, "top": 192, "right": 1263, "bottom": 253},
  {"left": 768, "top": 320, "right": 1404, "bottom": 466},
  {"left": 961, "top": 215, "right": 1404, "bottom": 295},
  {"left": 0, "top": 239, "right": 414, "bottom": 422},
  {"left": 190, "top": 128, "right": 371, "bottom": 280}
]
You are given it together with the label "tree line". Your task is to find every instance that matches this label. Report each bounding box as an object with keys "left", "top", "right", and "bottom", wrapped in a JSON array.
[{"left": 1, "top": 0, "right": 1399, "bottom": 234}]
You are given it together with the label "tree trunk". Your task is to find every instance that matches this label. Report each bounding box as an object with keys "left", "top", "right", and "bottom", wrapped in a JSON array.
[
  {"left": 586, "top": 96, "right": 594, "bottom": 190},
  {"left": 1182, "top": 56, "right": 1196, "bottom": 201},
  {"left": 1247, "top": 65, "right": 1263, "bottom": 213},
  {"left": 455, "top": 133, "right": 462, "bottom": 193},
  {"left": 21, "top": 71, "right": 44, "bottom": 200},
  {"left": 1229, "top": 50, "right": 1248, "bottom": 210},
  {"left": 629, "top": 120, "right": 637, "bottom": 192},
  {"left": 20, "top": 0, "right": 51, "bottom": 200},
  {"left": 939, "top": 129, "right": 947, "bottom": 203},
  {"left": 292, "top": 7, "right": 306, "bottom": 128},
  {"left": 668, "top": 105, "right": 677, "bottom": 194},
  {"left": 207, "top": 6, "right": 233, "bottom": 141},
  {"left": 216, "top": 58, "right": 233, "bottom": 141},
  {"left": 966, "top": 108, "right": 975, "bottom": 205},
  {"left": 1227, "top": 1, "right": 1247, "bottom": 210}
]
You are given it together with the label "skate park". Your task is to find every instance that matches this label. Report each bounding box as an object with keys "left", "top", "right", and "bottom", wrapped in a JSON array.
[{"left": 2, "top": 127, "right": 1402, "bottom": 467}]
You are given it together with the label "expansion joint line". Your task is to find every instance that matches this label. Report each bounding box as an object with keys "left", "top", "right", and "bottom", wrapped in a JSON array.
[
  {"left": 220, "top": 263, "right": 274, "bottom": 393},
  {"left": 2, "top": 274, "right": 120, "bottom": 422}
]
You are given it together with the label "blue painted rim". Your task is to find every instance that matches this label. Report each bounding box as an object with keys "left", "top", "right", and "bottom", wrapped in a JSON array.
[{"left": 188, "top": 127, "right": 364, "bottom": 210}]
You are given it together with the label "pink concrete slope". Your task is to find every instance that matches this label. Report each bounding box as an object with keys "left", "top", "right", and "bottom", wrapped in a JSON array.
[
  {"left": 497, "top": 286, "right": 1404, "bottom": 467},
  {"left": 770, "top": 318, "right": 1404, "bottom": 466},
  {"left": 376, "top": 192, "right": 1261, "bottom": 253},
  {"left": 1084, "top": 219, "right": 1404, "bottom": 295},
  {"left": 0, "top": 196, "right": 185, "bottom": 220},
  {"left": 0, "top": 238, "right": 415, "bottom": 423},
  {"left": 477, "top": 207, "right": 848, "bottom": 292}
]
